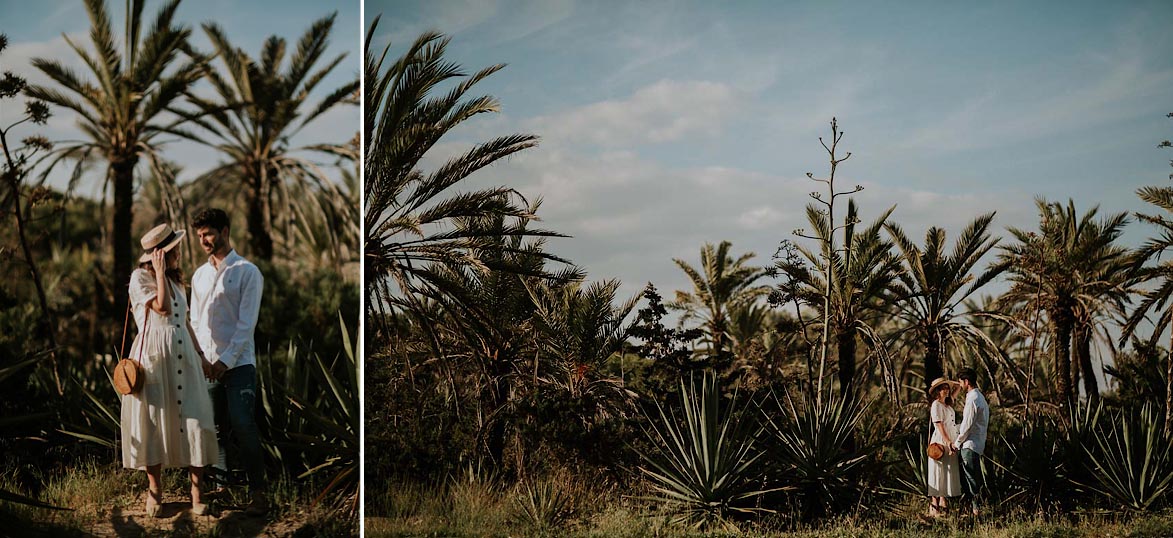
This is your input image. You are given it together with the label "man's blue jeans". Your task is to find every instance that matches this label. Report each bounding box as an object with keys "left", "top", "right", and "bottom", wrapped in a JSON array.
[
  {"left": 208, "top": 364, "right": 266, "bottom": 495},
  {"left": 959, "top": 448, "right": 984, "bottom": 512}
]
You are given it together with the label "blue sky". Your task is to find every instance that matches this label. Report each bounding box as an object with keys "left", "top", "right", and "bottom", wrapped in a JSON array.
[
  {"left": 0, "top": 0, "right": 360, "bottom": 198},
  {"left": 369, "top": 1, "right": 1173, "bottom": 320}
]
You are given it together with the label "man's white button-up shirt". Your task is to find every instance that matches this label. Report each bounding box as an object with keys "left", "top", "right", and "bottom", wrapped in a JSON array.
[
  {"left": 955, "top": 388, "right": 989, "bottom": 454},
  {"left": 191, "top": 249, "right": 263, "bottom": 370}
]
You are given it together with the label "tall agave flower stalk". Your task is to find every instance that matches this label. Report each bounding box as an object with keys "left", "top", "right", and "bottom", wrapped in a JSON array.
[{"left": 792, "top": 118, "right": 864, "bottom": 403}]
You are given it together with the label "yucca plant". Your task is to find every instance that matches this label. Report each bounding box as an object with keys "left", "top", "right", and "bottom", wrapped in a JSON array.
[
  {"left": 0, "top": 355, "right": 69, "bottom": 511},
  {"left": 260, "top": 313, "right": 359, "bottom": 514},
  {"left": 57, "top": 375, "right": 120, "bottom": 450},
  {"left": 983, "top": 412, "right": 1081, "bottom": 512},
  {"left": 760, "top": 385, "right": 878, "bottom": 520},
  {"left": 1077, "top": 403, "right": 1173, "bottom": 512},
  {"left": 512, "top": 477, "right": 574, "bottom": 532},
  {"left": 638, "top": 371, "right": 771, "bottom": 528},
  {"left": 886, "top": 431, "right": 928, "bottom": 500}
]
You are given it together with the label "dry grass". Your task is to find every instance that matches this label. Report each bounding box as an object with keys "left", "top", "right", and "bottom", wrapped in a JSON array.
[
  {"left": 365, "top": 479, "right": 1173, "bottom": 538},
  {"left": 1, "top": 461, "right": 356, "bottom": 537}
]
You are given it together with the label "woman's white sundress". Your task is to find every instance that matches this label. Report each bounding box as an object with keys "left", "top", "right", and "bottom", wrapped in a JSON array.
[
  {"left": 121, "top": 268, "right": 218, "bottom": 470},
  {"left": 926, "top": 399, "right": 962, "bottom": 497}
]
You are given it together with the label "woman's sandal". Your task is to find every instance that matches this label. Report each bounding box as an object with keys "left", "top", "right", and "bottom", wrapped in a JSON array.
[
  {"left": 145, "top": 489, "right": 163, "bottom": 518},
  {"left": 191, "top": 485, "right": 212, "bottom": 516},
  {"left": 192, "top": 502, "right": 211, "bottom": 516}
]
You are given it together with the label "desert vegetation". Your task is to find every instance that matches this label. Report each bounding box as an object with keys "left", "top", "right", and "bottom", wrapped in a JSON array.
[{"left": 364, "top": 24, "right": 1173, "bottom": 537}]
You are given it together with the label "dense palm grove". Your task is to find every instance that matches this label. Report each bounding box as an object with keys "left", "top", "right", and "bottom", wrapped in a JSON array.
[
  {"left": 365, "top": 26, "right": 1173, "bottom": 531},
  {"left": 1, "top": 0, "right": 358, "bottom": 532}
]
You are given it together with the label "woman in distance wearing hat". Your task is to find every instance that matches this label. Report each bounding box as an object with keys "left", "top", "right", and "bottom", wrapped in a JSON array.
[
  {"left": 926, "top": 377, "right": 962, "bottom": 517},
  {"left": 122, "top": 224, "right": 219, "bottom": 517}
]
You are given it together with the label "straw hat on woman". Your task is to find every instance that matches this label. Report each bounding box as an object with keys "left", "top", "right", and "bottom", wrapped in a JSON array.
[{"left": 121, "top": 223, "right": 219, "bottom": 517}]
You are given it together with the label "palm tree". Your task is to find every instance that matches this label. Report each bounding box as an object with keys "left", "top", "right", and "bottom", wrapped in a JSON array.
[
  {"left": 185, "top": 14, "right": 358, "bottom": 262},
  {"left": 884, "top": 213, "right": 1009, "bottom": 395},
  {"left": 526, "top": 278, "right": 639, "bottom": 455},
  {"left": 776, "top": 201, "right": 902, "bottom": 397},
  {"left": 999, "top": 199, "right": 1129, "bottom": 409},
  {"left": 961, "top": 295, "right": 1035, "bottom": 405},
  {"left": 26, "top": 0, "right": 206, "bottom": 313},
  {"left": 670, "top": 241, "right": 770, "bottom": 373},
  {"left": 363, "top": 18, "right": 560, "bottom": 326},
  {"left": 1122, "top": 183, "right": 1173, "bottom": 436}
]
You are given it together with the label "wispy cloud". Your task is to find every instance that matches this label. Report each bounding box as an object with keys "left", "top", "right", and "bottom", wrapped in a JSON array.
[
  {"left": 375, "top": 0, "right": 572, "bottom": 49},
  {"left": 527, "top": 79, "right": 739, "bottom": 147},
  {"left": 897, "top": 27, "right": 1173, "bottom": 154}
]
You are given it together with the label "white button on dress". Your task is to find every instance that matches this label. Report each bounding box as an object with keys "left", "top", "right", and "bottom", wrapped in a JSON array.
[{"left": 120, "top": 269, "right": 218, "bottom": 470}]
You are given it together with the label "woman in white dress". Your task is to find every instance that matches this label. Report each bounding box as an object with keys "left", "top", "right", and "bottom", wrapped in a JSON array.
[
  {"left": 926, "top": 376, "right": 961, "bottom": 517},
  {"left": 122, "top": 224, "right": 219, "bottom": 517}
]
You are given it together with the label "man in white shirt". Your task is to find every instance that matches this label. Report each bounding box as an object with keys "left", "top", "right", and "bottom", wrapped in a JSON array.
[
  {"left": 190, "top": 208, "right": 267, "bottom": 516},
  {"left": 951, "top": 367, "right": 989, "bottom": 517}
]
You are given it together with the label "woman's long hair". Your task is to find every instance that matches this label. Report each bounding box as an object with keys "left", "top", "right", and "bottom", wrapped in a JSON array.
[
  {"left": 928, "top": 384, "right": 953, "bottom": 407},
  {"left": 138, "top": 259, "right": 185, "bottom": 287}
]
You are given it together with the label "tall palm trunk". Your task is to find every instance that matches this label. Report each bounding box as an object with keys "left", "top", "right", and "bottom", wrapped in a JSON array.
[
  {"left": 248, "top": 176, "right": 274, "bottom": 261},
  {"left": 709, "top": 316, "right": 727, "bottom": 361},
  {"left": 837, "top": 326, "right": 856, "bottom": 396},
  {"left": 924, "top": 328, "right": 943, "bottom": 394},
  {"left": 111, "top": 157, "right": 138, "bottom": 316},
  {"left": 1073, "top": 323, "right": 1098, "bottom": 405},
  {"left": 1051, "top": 308, "right": 1074, "bottom": 409}
]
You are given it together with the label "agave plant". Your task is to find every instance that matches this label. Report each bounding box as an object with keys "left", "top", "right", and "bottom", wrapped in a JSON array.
[
  {"left": 638, "top": 371, "right": 771, "bottom": 527},
  {"left": 260, "top": 313, "right": 359, "bottom": 514},
  {"left": 1077, "top": 403, "right": 1173, "bottom": 512},
  {"left": 512, "top": 477, "right": 574, "bottom": 532},
  {"left": 0, "top": 355, "right": 69, "bottom": 511},
  {"left": 760, "top": 385, "right": 879, "bottom": 520},
  {"left": 887, "top": 433, "right": 928, "bottom": 500},
  {"left": 983, "top": 412, "right": 1081, "bottom": 512}
]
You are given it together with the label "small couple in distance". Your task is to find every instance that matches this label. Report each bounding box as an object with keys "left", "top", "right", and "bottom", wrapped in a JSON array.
[{"left": 925, "top": 368, "right": 990, "bottom": 519}]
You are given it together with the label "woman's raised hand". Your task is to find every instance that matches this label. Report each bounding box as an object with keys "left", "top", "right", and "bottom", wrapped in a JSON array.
[{"left": 151, "top": 249, "right": 167, "bottom": 273}]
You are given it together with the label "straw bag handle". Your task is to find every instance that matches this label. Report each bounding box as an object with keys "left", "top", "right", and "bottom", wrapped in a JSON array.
[
  {"left": 118, "top": 296, "right": 151, "bottom": 361},
  {"left": 119, "top": 300, "right": 131, "bottom": 358}
]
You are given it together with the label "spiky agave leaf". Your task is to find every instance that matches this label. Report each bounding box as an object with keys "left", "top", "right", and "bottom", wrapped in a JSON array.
[
  {"left": 638, "top": 371, "right": 774, "bottom": 528},
  {"left": 760, "top": 384, "right": 878, "bottom": 520},
  {"left": 1077, "top": 403, "right": 1173, "bottom": 512}
]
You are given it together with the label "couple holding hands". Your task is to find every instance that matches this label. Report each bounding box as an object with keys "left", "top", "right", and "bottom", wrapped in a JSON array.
[
  {"left": 925, "top": 368, "right": 990, "bottom": 519},
  {"left": 118, "top": 208, "right": 266, "bottom": 518}
]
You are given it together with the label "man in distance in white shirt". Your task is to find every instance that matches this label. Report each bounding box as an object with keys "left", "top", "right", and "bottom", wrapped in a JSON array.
[{"left": 951, "top": 367, "right": 989, "bottom": 518}]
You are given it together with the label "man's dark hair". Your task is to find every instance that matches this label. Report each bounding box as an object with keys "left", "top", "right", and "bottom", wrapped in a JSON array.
[
  {"left": 193, "top": 208, "right": 230, "bottom": 231},
  {"left": 957, "top": 368, "right": 978, "bottom": 386}
]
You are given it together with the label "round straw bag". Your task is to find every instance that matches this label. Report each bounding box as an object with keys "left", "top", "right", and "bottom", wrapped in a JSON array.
[
  {"left": 927, "top": 442, "right": 946, "bottom": 461},
  {"left": 113, "top": 302, "right": 148, "bottom": 395}
]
